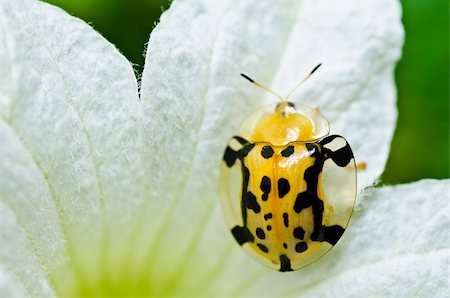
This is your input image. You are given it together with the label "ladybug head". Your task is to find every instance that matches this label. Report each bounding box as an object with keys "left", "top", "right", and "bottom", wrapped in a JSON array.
[
  {"left": 239, "top": 101, "right": 329, "bottom": 146},
  {"left": 239, "top": 64, "right": 329, "bottom": 146}
]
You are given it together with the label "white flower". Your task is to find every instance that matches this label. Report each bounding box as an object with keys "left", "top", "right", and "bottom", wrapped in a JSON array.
[{"left": 0, "top": 0, "right": 448, "bottom": 297}]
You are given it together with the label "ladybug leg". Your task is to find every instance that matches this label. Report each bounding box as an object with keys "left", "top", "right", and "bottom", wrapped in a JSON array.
[
  {"left": 356, "top": 161, "right": 367, "bottom": 171},
  {"left": 231, "top": 225, "right": 255, "bottom": 245},
  {"left": 294, "top": 191, "right": 313, "bottom": 213}
]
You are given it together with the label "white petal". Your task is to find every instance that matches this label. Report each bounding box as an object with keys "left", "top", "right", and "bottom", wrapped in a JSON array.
[
  {"left": 270, "top": 0, "right": 404, "bottom": 191},
  {"left": 0, "top": 202, "right": 55, "bottom": 298},
  {"left": 0, "top": 0, "right": 406, "bottom": 295},
  {"left": 229, "top": 179, "right": 449, "bottom": 297},
  {"left": 0, "top": 0, "right": 142, "bottom": 292},
  {"left": 136, "top": 0, "right": 309, "bottom": 279},
  {"left": 135, "top": 0, "right": 403, "bottom": 289},
  {"left": 0, "top": 268, "right": 29, "bottom": 298}
]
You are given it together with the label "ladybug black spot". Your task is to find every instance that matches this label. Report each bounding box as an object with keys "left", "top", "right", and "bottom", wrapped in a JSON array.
[
  {"left": 305, "top": 143, "right": 319, "bottom": 157},
  {"left": 279, "top": 255, "right": 293, "bottom": 272},
  {"left": 295, "top": 242, "right": 308, "bottom": 253},
  {"left": 242, "top": 143, "right": 255, "bottom": 157},
  {"left": 231, "top": 226, "right": 254, "bottom": 245},
  {"left": 260, "top": 176, "right": 271, "bottom": 201},
  {"left": 257, "top": 243, "right": 269, "bottom": 253},
  {"left": 264, "top": 213, "right": 273, "bottom": 220},
  {"left": 293, "top": 227, "right": 305, "bottom": 240},
  {"left": 244, "top": 192, "right": 261, "bottom": 213},
  {"left": 283, "top": 213, "right": 289, "bottom": 227},
  {"left": 281, "top": 146, "right": 295, "bottom": 157},
  {"left": 261, "top": 145, "right": 274, "bottom": 159},
  {"left": 256, "top": 228, "right": 266, "bottom": 240},
  {"left": 278, "top": 178, "right": 290, "bottom": 198}
]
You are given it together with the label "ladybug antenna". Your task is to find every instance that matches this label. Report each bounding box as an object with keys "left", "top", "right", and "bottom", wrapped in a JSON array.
[
  {"left": 240, "top": 73, "right": 284, "bottom": 102},
  {"left": 285, "top": 63, "right": 322, "bottom": 101}
]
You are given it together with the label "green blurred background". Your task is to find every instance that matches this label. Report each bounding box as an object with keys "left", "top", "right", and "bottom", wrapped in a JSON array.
[{"left": 45, "top": 0, "right": 449, "bottom": 185}]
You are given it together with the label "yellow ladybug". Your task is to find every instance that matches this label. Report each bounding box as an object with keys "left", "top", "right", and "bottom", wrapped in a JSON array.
[{"left": 219, "top": 64, "right": 358, "bottom": 271}]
